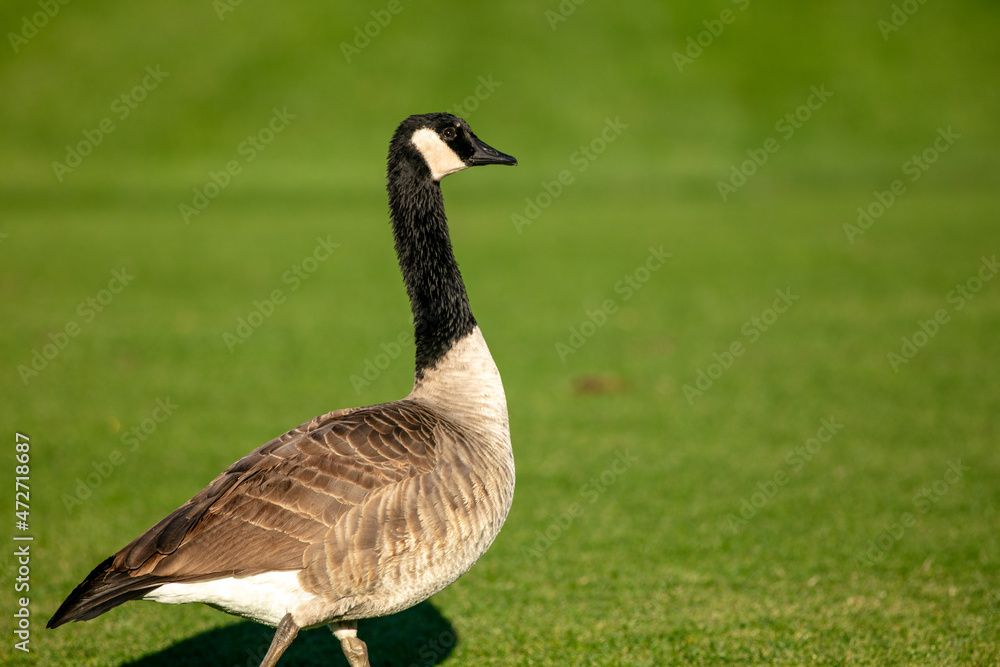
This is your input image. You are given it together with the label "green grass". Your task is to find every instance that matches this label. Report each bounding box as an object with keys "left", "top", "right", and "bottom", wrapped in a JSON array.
[{"left": 2, "top": 1, "right": 1000, "bottom": 665}]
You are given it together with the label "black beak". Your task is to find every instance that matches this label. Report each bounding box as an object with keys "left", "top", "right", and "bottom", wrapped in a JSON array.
[{"left": 467, "top": 134, "right": 517, "bottom": 167}]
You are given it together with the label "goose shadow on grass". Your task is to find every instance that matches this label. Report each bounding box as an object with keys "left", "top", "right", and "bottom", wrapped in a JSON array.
[{"left": 123, "top": 601, "right": 456, "bottom": 667}]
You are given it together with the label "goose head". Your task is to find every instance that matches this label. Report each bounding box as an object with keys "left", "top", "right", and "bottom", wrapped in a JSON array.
[{"left": 391, "top": 113, "right": 517, "bottom": 182}]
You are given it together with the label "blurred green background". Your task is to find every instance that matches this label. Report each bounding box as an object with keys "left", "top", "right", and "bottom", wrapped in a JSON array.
[{"left": 2, "top": 1, "right": 999, "bottom": 665}]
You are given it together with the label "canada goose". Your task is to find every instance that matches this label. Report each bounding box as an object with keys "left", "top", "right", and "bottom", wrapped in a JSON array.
[{"left": 47, "top": 113, "right": 517, "bottom": 667}]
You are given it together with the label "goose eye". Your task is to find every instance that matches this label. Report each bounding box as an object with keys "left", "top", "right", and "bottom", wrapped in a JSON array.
[{"left": 442, "top": 127, "right": 457, "bottom": 141}]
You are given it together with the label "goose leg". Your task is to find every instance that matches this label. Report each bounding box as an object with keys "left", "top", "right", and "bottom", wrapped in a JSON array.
[
  {"left": 330, "top": 620, "right": 370, "bottom": 667},
  {"left": 258, "top": 613, "right": 299, "bottom": 667}
]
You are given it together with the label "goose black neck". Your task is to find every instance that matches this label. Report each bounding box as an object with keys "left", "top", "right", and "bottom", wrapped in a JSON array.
[{"left": 387, "top": 160, "right": 476, "bottom": 379}]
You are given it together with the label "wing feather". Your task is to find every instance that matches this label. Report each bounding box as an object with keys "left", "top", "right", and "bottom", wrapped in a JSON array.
[{"left": 48, "top": 400, "right": 443, "bottom": 627}]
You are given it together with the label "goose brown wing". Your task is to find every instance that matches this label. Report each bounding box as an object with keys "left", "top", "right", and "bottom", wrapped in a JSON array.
[
  {"left": 119, "top": 400, "right": 440, "bottom": 577},
  {"left": 48, "top": 400, "right": 441, "bottom": 626}
]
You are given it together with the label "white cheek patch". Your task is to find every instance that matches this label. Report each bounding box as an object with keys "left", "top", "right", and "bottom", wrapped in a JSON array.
[{"left": 411, "top": 128, "right": 467, "bottom": 181}]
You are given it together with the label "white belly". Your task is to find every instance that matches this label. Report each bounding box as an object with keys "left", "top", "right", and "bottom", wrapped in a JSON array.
[{"left": 144, "top": 570, "right": 315, "bottom": 627}]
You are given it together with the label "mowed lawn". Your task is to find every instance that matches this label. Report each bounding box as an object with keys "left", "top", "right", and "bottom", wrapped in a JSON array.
[{"left": 2, "top": 2, "right": 1000, "bottom": 666}]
